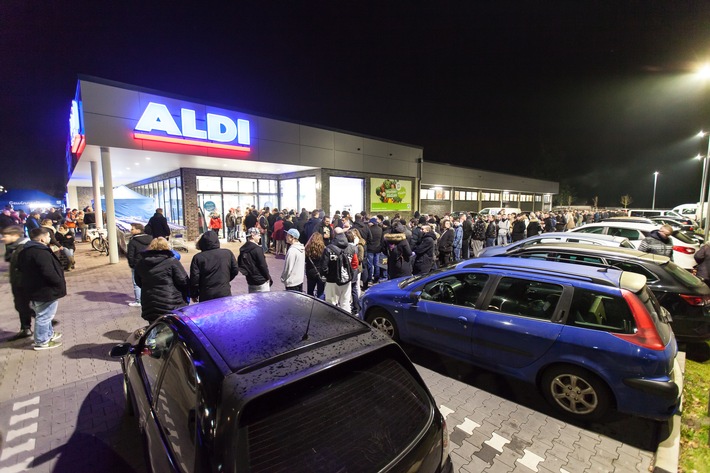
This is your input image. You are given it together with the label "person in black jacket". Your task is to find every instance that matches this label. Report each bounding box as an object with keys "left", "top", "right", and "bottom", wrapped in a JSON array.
[
  {"left": 461, "top": 213, "right": 473, "bottom": 259},
  {"left": 437, "top": 220, "right": 455, "bottom": 267},
  {"left": 147, "top": 208, "right": 171, "bottom": 239},
  {"left": 134, "top": 237, "right": 189, "bottom": 323},
  {"left": 126, "top": 223, "right": 153, "bottom": 307},
  {"left": 527, "top": 215, "right": 542, "bottom": 238},
  {"left": 238, "top": 228, "right": 272, "bottom": 292},
  {"left": 511, "top": 214, "right": 527, "bottom": 242},
  {"left": 412, "top": 225, "right": 436, "bottom": 275},
  {"left": 2, "top": 225, "right": 34, "bottom": 340},
  {"left": 383, "top": 221, "right": 412, "bottom": 279},
  {"left": 16, "top": 227, "right": 66, "bottom": 350},
  {"left": 365, "top": 217, "right": 383, "bottom": 288},
  {"left": 190, "top": 231, "right": 239, "bottom": 302}
]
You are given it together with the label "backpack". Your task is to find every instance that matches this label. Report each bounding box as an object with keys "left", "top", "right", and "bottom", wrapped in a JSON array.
[
  {"left": 328, "top": 245, "right": 352, "bottom": 285},
  {"left": 256, "top": 216, "right": 268, "bottom": 234}
]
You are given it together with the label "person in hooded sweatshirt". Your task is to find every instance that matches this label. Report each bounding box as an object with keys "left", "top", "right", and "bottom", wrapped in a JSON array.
[
  {"left": 238, "top": 227, "right": 272, "bottom": 293},
  {"left": 190, "top": 231, "right": 239, "bottom": 302},
  {"left": 319, "top": 227, "right": 358, "bottom": 311},
  {"left": 134, "top": 237, "right": 189, "bottom": 323},
  {"left": 412, "top": 224, "right": 436, "bottom": 275},
  {"left": 281, "top": 228, "right": 305, "bottom": 291}
]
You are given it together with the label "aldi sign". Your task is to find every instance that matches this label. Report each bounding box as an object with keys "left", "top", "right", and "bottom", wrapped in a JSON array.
[{"left": 134, "top": 102, "right": 251, "bottom": 152}]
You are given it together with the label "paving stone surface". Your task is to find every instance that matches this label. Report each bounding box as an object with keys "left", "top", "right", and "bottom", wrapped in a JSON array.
[{"left": 0, "top": 241, "right": 667, "bottom": 471}]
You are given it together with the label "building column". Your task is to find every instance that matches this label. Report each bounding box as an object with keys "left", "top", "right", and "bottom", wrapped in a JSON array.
[
  {"left": 100, "top": 147, "right": 119, "bottom": 264},
  {"left": 91, "top": 161, "right": 103, "bottom": 230}
]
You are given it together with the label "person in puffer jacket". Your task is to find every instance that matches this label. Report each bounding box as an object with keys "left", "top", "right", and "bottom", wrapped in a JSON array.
[
  {"left": 190, "top": 231, "right": 239, "bottom": 302},
  {"left": 134, "top": 237, "right": 189, "bottom": 323},
  {"left": 384, "top": 221, "right": 412, "bottom": 279},
  {"left": 638, "top": 225, "right": 674, "bottom": 260}
]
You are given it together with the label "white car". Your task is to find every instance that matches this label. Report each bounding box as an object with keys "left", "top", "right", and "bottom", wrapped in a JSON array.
[
  {"left": 570, "top": 222, "right": 699, "bottom": 270},
  {"left": 478, "top": 232, "right": 634, "bottom": 257}
]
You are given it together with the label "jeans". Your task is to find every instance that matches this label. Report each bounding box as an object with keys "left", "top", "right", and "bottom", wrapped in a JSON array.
[
  {"left": 366, "top": 252, "right": 379, "bottom": 283},
  {"left": 261, "top": 233, "right": 269, "bottom": 253},
  {"left": 454, "top": 247, "right": 461, "bottom": 261},
  {"left": 248, "top": 281, "right": 270, "bottom": 293},
  {"left": 227, "top": 227, "right": 236, "bottom": 241},
  {"left": 497, "top": 232, "right": 508, "bottom": 246},
  {"left": 306, "top": 274, "right": 325, "bottom": 299},
  {"left": 461, "top": 238, "right": 471, "bottom": 259},
  {"left": 132, "top": 269, "right": 141, "bottom": 303},
  {"left": 485, "top": 237, "right": 496, "bottom": 248},
  {"left": 30, "top": 300, "right": 58, "bottom": 345}
]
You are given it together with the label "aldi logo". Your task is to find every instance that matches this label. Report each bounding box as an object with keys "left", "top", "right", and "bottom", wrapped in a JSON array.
[{"left": 134, "top": 102, "right": 251, "bottom": 152}]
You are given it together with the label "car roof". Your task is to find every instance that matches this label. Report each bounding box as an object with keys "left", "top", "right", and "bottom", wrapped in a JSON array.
[
  {"left": 460, "top": 256, "right": 628, "bottom": 288},
  {"left": 575, "top": 221, "right": 658, "bottom": 230},
  {"left": 175, "top": 292, "right": 370, "bottom": 373},
  {"left": 525, "top": 232, "right": 629, "bottom": 243},
  {"left": 505, "top": 242, "right": 672, "bottom": 265}
]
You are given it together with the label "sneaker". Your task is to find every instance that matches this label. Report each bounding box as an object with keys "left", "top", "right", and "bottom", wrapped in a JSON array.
[
  {"left": 128, "top": 302, "right": 142, "bottom": 307},
  {"left": 50, "top": 332, "right": 62, "bottom": 342},
  {"left": 8, "top": 329, "right": 32, "bottom": 341},
  {"left": 33, "top": 340, "right": 63, "bottom": 351}
]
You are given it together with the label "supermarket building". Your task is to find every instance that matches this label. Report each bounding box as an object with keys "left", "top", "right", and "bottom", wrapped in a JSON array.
[{"left": 66, "top": 77, "right": 558, "bottom": 261}]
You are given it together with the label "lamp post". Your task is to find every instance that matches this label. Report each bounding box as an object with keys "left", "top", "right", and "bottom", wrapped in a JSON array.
[{"left": 652, "top": 171, "right": 659, "bottom": 210}]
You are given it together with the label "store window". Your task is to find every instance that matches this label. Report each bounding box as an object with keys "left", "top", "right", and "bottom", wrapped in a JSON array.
[
  {"left": 223, "top": 178, "right": 257, "bottom": 193},
  {"left": 330, "top": 176, "right": 363, "bottom": 217},
  {"left": 299, "top": 176, "right": 316, "bottom": 211},
  {"left": 197, "top": 176, "right": 222, "bottom": 192},
  {"left": 421, "top": 187, "right": 450, "bottom": 200},
  {"left": 280, "top": 179, "right": 298, "bottom": 210},
  {"left": 481, "top": 192, "right": 500, "bottom": 201},
  {"left": 131, "top": 176, "right": 184, "bottom": 226}
]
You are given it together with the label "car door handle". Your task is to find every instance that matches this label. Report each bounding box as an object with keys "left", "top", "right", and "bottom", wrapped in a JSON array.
[{"left": 457, "top": 316, "right": 468, "bottom": 325}]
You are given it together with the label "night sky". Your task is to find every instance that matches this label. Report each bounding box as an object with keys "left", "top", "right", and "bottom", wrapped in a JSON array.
[{"left": 3, "top": 1, "right": 710, "bottom": 208}]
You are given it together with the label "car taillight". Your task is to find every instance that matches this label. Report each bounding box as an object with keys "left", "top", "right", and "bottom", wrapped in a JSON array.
[
  {"left": 679, "top": 294, "right": 710, "bottom": 306},
  {"left": 612, "top": 290, "right": 665, "bottom": 351},
  {"left": 673, "top": 245, "right": 696, "bottom": 255}
]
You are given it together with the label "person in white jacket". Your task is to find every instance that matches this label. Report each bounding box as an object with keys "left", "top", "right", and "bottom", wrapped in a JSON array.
[{"left": 281, "top": 228, "right": 305, "bottom": 291}]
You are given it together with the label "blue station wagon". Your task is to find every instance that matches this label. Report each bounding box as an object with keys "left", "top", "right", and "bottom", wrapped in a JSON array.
[{"left": 361, "top": 257, "right": 682, "bottom": 421}]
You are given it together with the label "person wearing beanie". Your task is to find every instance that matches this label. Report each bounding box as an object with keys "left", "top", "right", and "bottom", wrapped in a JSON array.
[{"left": 190, "top": 230, "right": 239, "bottom": 302}]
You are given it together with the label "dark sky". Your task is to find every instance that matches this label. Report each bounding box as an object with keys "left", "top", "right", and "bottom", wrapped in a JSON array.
[{"left": 2, "top": 1, "right": 710, "bottom": 207}]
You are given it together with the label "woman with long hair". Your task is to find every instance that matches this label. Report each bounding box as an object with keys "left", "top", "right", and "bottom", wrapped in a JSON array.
[{"left": 304, "top": 232, "right": 326, "bottom": 299}]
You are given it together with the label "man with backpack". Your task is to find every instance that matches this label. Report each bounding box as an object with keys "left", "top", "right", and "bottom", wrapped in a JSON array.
[{"left": 319, "top": 227, "right": 358, "bottom": 311}]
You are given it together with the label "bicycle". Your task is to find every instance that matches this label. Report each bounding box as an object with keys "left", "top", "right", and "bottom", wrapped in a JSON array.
[{"left": 91, "top": 232, "right": 109, "bottom": 255}]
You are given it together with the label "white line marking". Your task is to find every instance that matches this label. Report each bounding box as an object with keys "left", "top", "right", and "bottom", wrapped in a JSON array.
[
  {"left": 516, "top": 449, "right": 545, "bottom": 472},
  {"left": 484, "top": 432, "right": 510, "bottom": 452},
  {"left": 12, "top": 397, "right": 40, "bottom": 410},
  {"left": 9, "top": 409, "right": 39, "bottom": 426},
  {"left": 6, "top": 423, "right": 38, "bottom": 442},
  {"left": 439, "top": 405, "right": 454, "bottom": 419},
  {"left": 456, "top": 418, "right": 481, "bottom": 435},
  {"left": 0, "top": 456, "right": 34, "bottom": 473},
  {"left": 0, "top": 438, "right": 35, "bottom": 461}
]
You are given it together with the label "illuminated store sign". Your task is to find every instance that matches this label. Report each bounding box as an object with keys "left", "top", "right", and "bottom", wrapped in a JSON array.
[
  {"left": 69, "top": 100, "right": 86, "bottom": 156},
  {"left": 134, "top": 102, "right": 251, "bottom": 152}
]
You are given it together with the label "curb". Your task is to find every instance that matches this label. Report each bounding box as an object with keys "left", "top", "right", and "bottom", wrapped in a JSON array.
[{"left": 653, "top": 351, "right": 685, "bottom": 473}]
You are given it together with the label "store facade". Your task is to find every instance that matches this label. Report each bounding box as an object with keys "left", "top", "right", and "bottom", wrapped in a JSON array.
[{"left": 66, "top": 77, "right": 557, "bottom": 261}]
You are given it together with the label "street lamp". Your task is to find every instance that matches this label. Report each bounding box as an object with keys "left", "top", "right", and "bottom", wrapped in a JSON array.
[{"left": 652, "top": 171, "right": 659, "bottom": 210}]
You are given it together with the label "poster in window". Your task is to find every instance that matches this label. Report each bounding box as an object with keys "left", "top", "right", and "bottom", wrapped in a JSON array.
[{"left": 370, "top": 178, "right": 411, "bottom": 212}]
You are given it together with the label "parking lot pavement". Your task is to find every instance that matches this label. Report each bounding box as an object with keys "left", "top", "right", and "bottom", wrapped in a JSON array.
[{"left": 0, "top": 241, "right": 672, "bottom": 472}]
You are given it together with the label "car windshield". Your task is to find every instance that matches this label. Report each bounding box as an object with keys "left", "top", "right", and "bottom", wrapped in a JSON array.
[
  {"left": 399, "top": 267, "right": 448, "bottom": 288},
  {"left": 672, "top": 231, "right": 696, "bottom": 245},
  {"left": 663, "top": 261, "right": 706, "bottom": 288}
]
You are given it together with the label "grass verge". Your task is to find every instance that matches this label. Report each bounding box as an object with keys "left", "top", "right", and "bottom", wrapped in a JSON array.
[{"left": 679, "top": 342, "right": 710, "bottom": 473}]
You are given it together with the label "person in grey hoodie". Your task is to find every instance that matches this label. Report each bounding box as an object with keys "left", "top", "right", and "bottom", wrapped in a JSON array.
[{"left": 281, "top": 228, "right": 305, "bottom": 291}]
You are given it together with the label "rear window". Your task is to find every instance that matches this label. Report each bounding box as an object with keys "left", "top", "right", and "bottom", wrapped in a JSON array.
[
  {"left": 240, "top": 357, "right": 433, "bottom": 473},
  {"left": 664, "top": 261, "right": 706, "bottom": 288},
  {"left": 671, "top": 231, "right": 696, "bottom": 245}
]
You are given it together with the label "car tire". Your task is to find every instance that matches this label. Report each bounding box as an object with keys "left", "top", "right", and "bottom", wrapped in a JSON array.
[
  {"left": 541, "top": 365, "right": 612, "bottom": 421},
  {"left": 366, "top": 309, "right": 399, "bottom": 341}
]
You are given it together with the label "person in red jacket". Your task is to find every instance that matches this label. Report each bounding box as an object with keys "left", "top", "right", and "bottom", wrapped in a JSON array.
[{"left": 208, "top": 212, "right": 223, "bottom": 235}]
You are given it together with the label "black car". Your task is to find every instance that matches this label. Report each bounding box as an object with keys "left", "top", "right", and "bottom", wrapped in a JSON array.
[
  {"left": 501, "top": 243, "right": 710, "bottom": 342},
  {"left": 110, "top": 291, "right": 452, "bottom": 473}
]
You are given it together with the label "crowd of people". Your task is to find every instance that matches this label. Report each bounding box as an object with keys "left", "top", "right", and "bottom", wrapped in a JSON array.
[{"left": 3, "top": 202, "right": 703, "bottom": 351}]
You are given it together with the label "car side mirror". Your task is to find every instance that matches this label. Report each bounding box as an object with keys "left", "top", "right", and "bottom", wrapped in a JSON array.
[{"left": 109, "top": 343, "right": 134, "bottom": 358}]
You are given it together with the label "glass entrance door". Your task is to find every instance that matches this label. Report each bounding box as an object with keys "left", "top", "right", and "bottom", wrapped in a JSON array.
[{"left": 197, "top": 193, "right": 224, "bottom": 238}]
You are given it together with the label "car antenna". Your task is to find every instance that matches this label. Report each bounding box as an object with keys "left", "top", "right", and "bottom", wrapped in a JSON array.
[{"left": 302, "top": 301, "right": 315, "bottom": 341}]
